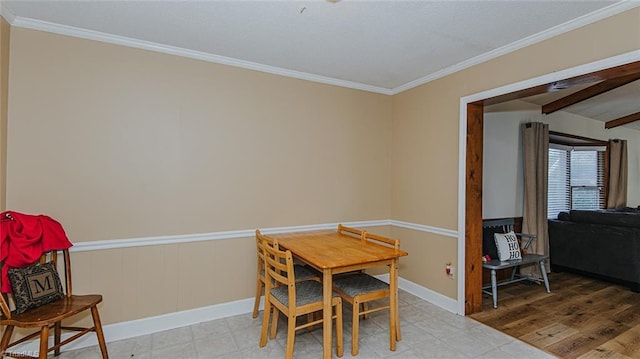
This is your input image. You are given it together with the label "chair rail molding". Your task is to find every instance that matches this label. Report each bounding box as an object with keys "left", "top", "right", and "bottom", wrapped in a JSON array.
[{"left": 70, "top": 219, "right": 458, "bottom": 252}]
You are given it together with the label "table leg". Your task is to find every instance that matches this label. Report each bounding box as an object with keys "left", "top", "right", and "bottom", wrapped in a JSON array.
[
  {"left": 389, "top": 259, "right": 398, "bottom": 351},
  {"left": 322, "top": 269, "right": 332, "bottom": 359}
]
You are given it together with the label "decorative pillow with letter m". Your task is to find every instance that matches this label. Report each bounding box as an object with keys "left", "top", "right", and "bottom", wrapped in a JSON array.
[
  {"left": 494, "top": 231, "right": 522, "bottom": 261},
  {"left": 8, "top": 261, "right": 65, "bottom": 314}
]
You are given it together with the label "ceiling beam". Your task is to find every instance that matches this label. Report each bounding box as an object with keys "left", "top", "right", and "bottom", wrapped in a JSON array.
[
  {"left": 481, "top": 61, "right": 640, "bottom": 106},
  {"left": 605, "top": 112, "right": 640, "bottom": 129},
  {"left": 549, "top": 130, "right": 608, "bottom": 146},
  {"left": 542, "top": 73, "right": 640, "bottom": 114}
]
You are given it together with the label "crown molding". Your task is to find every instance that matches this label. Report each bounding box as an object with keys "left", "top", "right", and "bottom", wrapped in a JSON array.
[
  {"left": 0, "top": 2, "right": 16, "bottom": 24},
  {"left": 7, "top": 15, "right": 393, "bottom": 95}
]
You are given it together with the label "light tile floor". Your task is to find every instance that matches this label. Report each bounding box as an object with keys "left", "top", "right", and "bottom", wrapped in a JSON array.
[{"left": 52, "top": 290, "right": 555, "bottom": 358}]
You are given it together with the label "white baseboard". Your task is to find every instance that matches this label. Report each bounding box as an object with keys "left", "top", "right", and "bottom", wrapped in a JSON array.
[
  {"left": 374, "top": 274, "right": 459, "bottom": 314},
  {"left": 7, "top": 276, "right": 455, "bottom": 355}
]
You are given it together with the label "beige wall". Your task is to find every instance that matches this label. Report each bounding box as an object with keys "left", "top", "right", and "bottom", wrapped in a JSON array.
[
  {"left": 0, "top": 17, "right": 9, "bottom": 211},
  {"left": 7, "top": 28, "right": 392, "bottom": 242},
  {"left": 3, "top": 8, "right": 639, "bottom": 326},
  {"left": 391, "top": 8, "right": 640, "bottom": 299},
  {"left": 6, "top": 28, "right": 392, "bottom": 324}
]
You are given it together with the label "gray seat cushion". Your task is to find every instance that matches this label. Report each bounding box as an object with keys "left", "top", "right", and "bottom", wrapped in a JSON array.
[
  {"left": 263, "top": 264, "right": 316, "bottom": 281},
  {"left": 332, "top": 273, "right": 388, "bottom": 297},
  {"left": 270, "top": 280, "right": 338, "bottom": 307},
  {"left": 293, "top": 264, "right": 317, "bottom": 281}
]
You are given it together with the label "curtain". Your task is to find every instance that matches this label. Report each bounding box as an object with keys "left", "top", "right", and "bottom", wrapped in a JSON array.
[
  {"left": 607, "top": 139, "right": 628, "bottom": 209},
  {"left": 521, "top": 122, "right": 549, "bottom": 275}
]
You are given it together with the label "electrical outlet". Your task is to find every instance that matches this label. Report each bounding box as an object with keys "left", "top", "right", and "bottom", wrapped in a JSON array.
[{"left": 445, "top": 262, "right": 455, "bottom": 279}]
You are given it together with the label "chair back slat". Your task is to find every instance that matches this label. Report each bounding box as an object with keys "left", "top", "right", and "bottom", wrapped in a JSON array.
[
  {"left": 338, "top": 224, "right": 365, "bottom": 240},
  {"left": 364, "top": 232, "right": 399, "bottom": 250},
  {"left": 263, "top": 237, "right": 294, "bottom": 287},
  {"left": 256, "top": 230, "right": 283, "bottom": 270},
  {"left": 482, "top": 218, "right": 515, "bottom": 233},
  {"left": 0, "top": 292, "right": 10, "bottom": 319},
  {"left": 63, "top": 249, "right": 73, "bottom": 297},
  {"left": 255, "top": 230, "right": 266, "bottom": 275}
]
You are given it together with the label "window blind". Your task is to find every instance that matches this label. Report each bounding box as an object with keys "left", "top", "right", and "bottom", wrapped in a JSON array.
[
  {"left": 548, "top": 148, "right": 569, "bottom": 218},
  {"left": 547, "top": 145, "right": 606, "bottom": 219}
]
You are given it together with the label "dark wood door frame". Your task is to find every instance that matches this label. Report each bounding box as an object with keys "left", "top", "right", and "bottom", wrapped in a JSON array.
[{"left": 463, "top": 59, "right": 640, "bottom": 315}]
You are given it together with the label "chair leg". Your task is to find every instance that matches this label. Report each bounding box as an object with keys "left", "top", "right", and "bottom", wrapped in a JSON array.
[
  {"left": 510, "top": 266, "right": 518, "bottom": 281},
  {"left": 0, "top": 325, "right": 14, "bottom": 358},
  {"left": 91, "top": 306, "right": 109, "bottom": 358},
  {"left": 260, "top": 302, "right": 271, "bottom": 347},
  {"left": 270, "top": 308, "right": 280, "bottom": 340},
  {"left": 285, "top": 315, "right": 296, "bottom": 359},
  {"left": 252, "top": 277, "right": 263, "bottom": 318},
  {"left": 395, "top": 307, "right": 402, "bottom": 342},
  {"left": 39, "top": 325, "right": 49, "bottom": 359},
  {"left": 540, "top": 260, "right": 551, "bottom": 293},
  {"left": 335, "top": 302, "right": 343, "bottom": 358},
  {"left": 394, "top": 292, "right": 402, "bottom": 342},
  {"left": 54, "top": 321, "right": 62, "bottom": 356},
  {"left": 491, "top": 269, "right": 498, "bottom": 309},
  {"left": 351, "top": 299, "right": 360, "bottom": 356}
]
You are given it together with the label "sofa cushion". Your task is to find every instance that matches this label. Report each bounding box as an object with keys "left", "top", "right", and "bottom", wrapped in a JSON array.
[
  {"left": 569, "top": 210, "right": 640, "bottom": 228},
  {"left": 557, "top": 211, "right": 571, "bottom": 221}
]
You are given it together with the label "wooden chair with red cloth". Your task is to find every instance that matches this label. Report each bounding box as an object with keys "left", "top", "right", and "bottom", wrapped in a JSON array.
[{"left": 0, "top": 211, "right": 108, "bottom": 359}]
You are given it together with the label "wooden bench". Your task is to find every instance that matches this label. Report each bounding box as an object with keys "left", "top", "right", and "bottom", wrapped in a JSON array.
[{"left": 482, "top": 218, "right": 550, "bottom": 308}]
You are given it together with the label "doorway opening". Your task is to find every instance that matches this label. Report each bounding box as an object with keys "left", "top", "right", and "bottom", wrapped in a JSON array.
[{"left": 462, "top": 53, "right": 640, "bottom": 315}]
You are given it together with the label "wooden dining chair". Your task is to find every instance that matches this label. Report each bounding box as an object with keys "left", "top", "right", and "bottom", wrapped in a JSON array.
[
  {"left": 259, "top": 237, "right": 343, "bottom": 359},
  {"left": 331, "top": 232, "right": 401, "bottom": 356},
  {"left": 0, "top": 249, "right": 108, "bottom": 359},
  {"left": 252, "top": 229, "right": 320, "bottom": 318}
]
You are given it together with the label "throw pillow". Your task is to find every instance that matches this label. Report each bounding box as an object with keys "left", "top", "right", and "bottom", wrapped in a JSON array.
[
  {"left": 494, "top": 231, "right": 522, "bottom": 261},
  {"left": 8, "top": 261, "right": 65, "bottom": 314}
]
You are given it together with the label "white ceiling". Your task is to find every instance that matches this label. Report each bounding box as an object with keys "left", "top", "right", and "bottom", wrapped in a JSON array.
[
  {"left": 1, "top": 0, "right": 639, "bottom": 129},
  {"left": 2, "top": 0, "right": 637, "bottom": 93}
]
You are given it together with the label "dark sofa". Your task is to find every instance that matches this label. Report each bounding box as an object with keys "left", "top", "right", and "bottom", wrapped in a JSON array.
[{"left": 548, "top": 208, "right": 640, "bottom": 292}]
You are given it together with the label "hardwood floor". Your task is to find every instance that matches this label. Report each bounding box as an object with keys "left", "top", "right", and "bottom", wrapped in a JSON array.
[{"left": 470, "top": 272, "right": 640, "bottom": 358}]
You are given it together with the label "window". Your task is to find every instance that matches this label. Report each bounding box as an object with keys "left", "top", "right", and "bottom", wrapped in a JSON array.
[{"left": 547, "top": 144, "right": 605, "bottom": 219}]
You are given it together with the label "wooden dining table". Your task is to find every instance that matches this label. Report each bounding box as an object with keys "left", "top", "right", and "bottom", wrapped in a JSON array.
[{"left": 271, "top": 229, "right": 408, "bottom": 359}]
